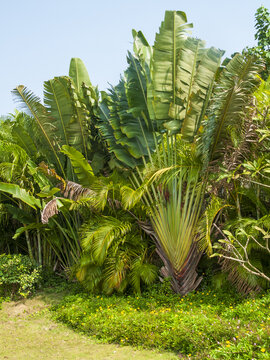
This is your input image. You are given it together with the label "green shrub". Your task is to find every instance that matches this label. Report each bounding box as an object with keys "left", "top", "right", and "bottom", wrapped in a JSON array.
[
  {"left": 0, "top": 254, "right": 41, "bottom": 298},
  {"left": 51, "top": 288, "right": 270, "bottom": 359}
]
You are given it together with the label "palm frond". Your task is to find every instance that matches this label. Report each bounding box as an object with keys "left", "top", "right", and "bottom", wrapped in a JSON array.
[
  {"left": 130, "top": 256, "right": 158, "bottom": 294},
  {"left": 11, "top": 124, "right": 38, "bottom": 159},
  {"left": 80, "top": 215, "right": 133, "bottom": 265},
  {"left": 41, "top": 198, "right": 59, "bottom": 224},
  {"left": 62, "top": 181, "right": 91, "bottom": 200},
  {"left": 12, "top": 85, "right": 66, "bottom": 177},
  {"left": 203, "top": 54, "right": 264, "bottom": 164}
]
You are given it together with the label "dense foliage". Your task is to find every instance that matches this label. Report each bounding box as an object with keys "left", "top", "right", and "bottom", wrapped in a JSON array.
[
  {"left": 0, "top": 254, "right": 41, "bottom": 298},
  {"left": 0, "top": 7, "right": 269, "bottom": 297},
  {"left": 0, "top": 5, "right": 269, "bottom": 359},
  {"left": 246, "top": 6, "right": 270, "bottom": 79}
]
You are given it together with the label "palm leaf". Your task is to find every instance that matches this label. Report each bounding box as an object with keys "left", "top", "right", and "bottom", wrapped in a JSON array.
[
  {"left": 12, "top": 85, "right": 66, "bottom": 177},
  {"left": 204, "top": 54, "right": 264, "bottom": 163},
  {"left": 11, "top": 124, "right": 38, "bottom": 159},
  {"left": 130, "top": 257, "right": 158, "bottom": 294},
  {"left": 197, "top": 195, "right": 231, "bottom": 255},
  {"left": 81, "top": 216, "right": 132, "bottom": 265}
]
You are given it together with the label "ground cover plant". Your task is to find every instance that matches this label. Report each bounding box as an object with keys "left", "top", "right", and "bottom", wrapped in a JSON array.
[{"left": 51, "top": 285, "right": 270, "bottom": 359}]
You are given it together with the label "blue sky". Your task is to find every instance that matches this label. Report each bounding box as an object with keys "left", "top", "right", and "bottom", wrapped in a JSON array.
[{"left": 1, "top": 0, "right": 267, "bottom": 115}]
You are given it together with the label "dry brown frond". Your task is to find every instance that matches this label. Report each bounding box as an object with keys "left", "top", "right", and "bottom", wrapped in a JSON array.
[
  {"left": 62, "top": 181, "right": 91, "bottom": 200},
  {"left": 41, "top": 198, "right": 60, "bottom": 224}
]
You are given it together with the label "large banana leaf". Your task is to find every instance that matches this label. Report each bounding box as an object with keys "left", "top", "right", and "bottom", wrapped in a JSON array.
[
  {"left": 150, "top": 11, "right": 192, "bottom": 129},
  {"left": 67, "top": 81, "right": 89, "bottom": 157},
  {"left": 69, "top": 58, "right": 106, "bottom": 163},
  {"left": 43, "top": 76, "right": 74, "bottom": 149},
  {"left": 0, "top": 182, "right": 41, "bottom": 209},
  {"left": 97, "top": 55, "right": 156, "bottom": 168},
  {"left": 176, "top": 41, "right": 224, "bottom": 139},
  {"left": 132, "top": 30, "right": 155, "bottom": 121},
  {"left": 132, "top": 29, "right": 152, "bottom": 66},
  {"left": 69, "top": 57, "right": 92, "bottom": 95},
  {"left": 150, "top": 11, "right": 223, "bottom": 140},
  {"left": 98, "top": 95, "right": 138, "bottom": 168},
  {"left": 125, "top": 51, "right": 149, "bottom": 118}
]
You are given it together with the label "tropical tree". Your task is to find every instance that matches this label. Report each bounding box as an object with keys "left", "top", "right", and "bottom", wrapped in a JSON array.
[
  {"left": 245, "top": 6, "right": 270, "bottom": 80},
  {"left": 99, "top": 11, "right": 263, "bottom": 294}
]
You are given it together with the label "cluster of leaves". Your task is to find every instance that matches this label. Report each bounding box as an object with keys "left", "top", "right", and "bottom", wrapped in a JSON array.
[
  {"left": 206, "top": 74, "right": 270, "bottom": 294},
  {"left": 245, "top": 6, "right": 270, "bottom": 80},
  {"left": 0, "top": 254, "right": 41, "bottom": 298},
  {"left": 51, "top": 286, "right": 270, "bottom": 359}
]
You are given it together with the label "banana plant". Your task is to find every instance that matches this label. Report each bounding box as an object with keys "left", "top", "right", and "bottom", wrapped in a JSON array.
[{"left": 12, "top": 58, "right": 109, "bottom": 179}]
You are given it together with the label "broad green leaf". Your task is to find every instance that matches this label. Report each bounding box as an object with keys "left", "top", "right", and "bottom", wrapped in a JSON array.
[
  {"left": 61, "top": 145, "right": 95, "bottom": 187},
  {"left": 150, "top": 11, "right": 192, "bottom": 129},
  {"left": 37, "top": 186, "right": 60, "bottom": 198},
  {"left": 69, "top": 58, "right": 92, "bottom": 95},
  {"left": 203, "top": 54, "right": 264, "bottom": 163},
  {"left": 0, "top": 182, "right": 41, "bottom": 209},
  {"left": 150, "top": 11, "right": 223, "bottom": 139}
]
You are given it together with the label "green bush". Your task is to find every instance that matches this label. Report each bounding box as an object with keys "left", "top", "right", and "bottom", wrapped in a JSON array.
[
  {"left": 0, "top": 254, "right": 41, "bottom": 298},
  {"left": 51, "top": 288, "right": 270, "bottom": 359}
]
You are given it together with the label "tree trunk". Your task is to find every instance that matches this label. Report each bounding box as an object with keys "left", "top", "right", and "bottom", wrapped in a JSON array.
[{"left": 138, "top": 220, "right": 203, "bottom": 295}]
